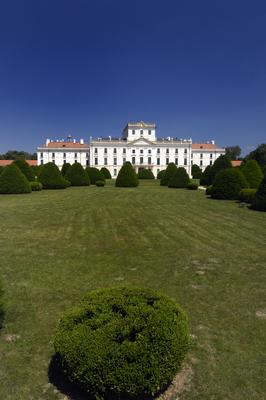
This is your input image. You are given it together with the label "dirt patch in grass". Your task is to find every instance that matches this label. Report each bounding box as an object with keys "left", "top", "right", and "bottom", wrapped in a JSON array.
[
  {"left": 157, "top": 364, "right": 193, "bottom": 400},
  {"left": 256, "top": 310, "right": 266, "bottom": 320}
]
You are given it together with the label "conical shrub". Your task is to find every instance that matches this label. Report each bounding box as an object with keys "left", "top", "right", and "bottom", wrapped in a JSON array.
[
  {"left": 211, "top": 168, "right": 248, "bottom": 200},
  {"left": 0, "top": 164, "right": 31, "bottom": 194},
  {"left": 192, "top": 164, "right": 202, "bottom": 179},
  {"left": 13, "top": 159, "right": 35, "bottom": 181},
  {"left": 241, "top": 160, "right": 263, "bottom": 189},
  {"left": 160, "top": 163, "right": 177, "bottom": 186},
  {"left": 137, "top": 169, "right": 155, "bottom": 179},
  {"left": 168, "top": 167, "right": 190, "bottom": 188},
  {"left": 38, "top": 162, "right": 67, "bottom": 189},
  {"left": 200, "top": 165, "right": 212, "bottom": 186},
  {"left": 86, "top": 167, "right": 105, "bottom": 184},
  {"left": 115, "top": 163, "right": 138, "bottom": 187},
  {"left": 100, "top": 167, "right": 112, "bottom": 179},
  {"left": 66, "top": 163, "right": 90, "bottom": 186},
  {"left": 157, "top": 170, "right": 165, "bottom": 179},
  {"left": 209, "top": 155, "right": 232, "bottom": 184},
  {"left": 61, "top": 163, "right": 71, "bottom": 177},
  {"left": 251, "top": 174, "right": 266, "bottom": 211}
]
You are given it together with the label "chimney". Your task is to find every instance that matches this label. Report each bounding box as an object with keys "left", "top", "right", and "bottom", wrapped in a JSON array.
[
  {"left": 46, "top": 139, "right": 50, "bottom": 146},
  {"left": 211, "top": 140, "right": 215, "bottom": 144},
  {"left": 73, "top": 139, "right": 76, "bottom": 143},
  {"left": 80, "top": 139, "right": 84, "bottom": 144}
]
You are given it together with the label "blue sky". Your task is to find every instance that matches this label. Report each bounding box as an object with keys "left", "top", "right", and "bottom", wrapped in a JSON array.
[{"left": 0, "top": 0, "right": 265, "bottom": 155}]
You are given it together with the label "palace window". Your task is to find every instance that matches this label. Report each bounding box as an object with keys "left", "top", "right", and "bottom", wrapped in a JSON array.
[
  {"left": 114, "top": 158, "right": 117, "bottom": 165},
  {"left": 140, "top": 130, "right": 143, "bottom": 136},
  {"left": 140, "top": 149, "right": 143, "bottom": 154},
  {"left": 95, "top": 148, "right": 98, "bottom": 154},
  {"left": 200, "top": 160, "right": 203, "bottom": 166},
  {"left": 132, "top": 157, "right": 135, "bottom": 164},
  {"left": 200, "top": 153, "right": 203, "bottom": 158},
  {"left": 104, "top": 148, "right": 107, "bottom": 154},
  {"left": 157, "top": 148, "right": 160, "bottom": 154},
  {"left": 210, "top": 153, "right": 213, "bottom": 158},
  {"left": 123, "top": 158, "right": 126, "bottom": 164},
  {"left": 140, "top": 157, "right": 143, "bottom": 164},
  {"left": 123, "top": 148, "right": 126, "bottom": 154},
  {"left": 148, "top": 157, "right": 151, "bottom": 164},
  {"left": 86, "top": 160, "right": 89, "bottom": 166},
  {"left": 184, "top": 148, "right": 187, "bottom": 154},
  {"left": 63, "top": 160, "right": 66, "bottom": 164},
  {"left": 148, "top": 149, "right": 151, "bottom": 154},
  {"left": 175, "top": 158, "right": 178, "bottom": 165},
  {"left": 86, "top": 152, "right": 89, "bottom": 158},
  {"left": 184, "top": 158, "right": 187, "bottom": 165},
  {"left": 148, "top": 130, "right": 151, "bottom": 135},
  {"left": 95, "top": 157, "right": 98, "bottom": 165},
  {"left": 74, "top": 153, "right": 77, "bottom": 158},
  {"left": 175, "top": 148, "right": 178, "bottom": 154},
  {"left": 114, "top": 169, "right": 117, "bottom": 176},
  {"left": 63, "top": 153, "right": 66, "bottom": 158},
  {"left": 52, "top": 152, "right": 55, "bottom": 158},
  {"left": 41, "top": 160, "right": 43, "bottom": 165},
  {"left": 166, "top": 148, "right": 169, "bottom": 154},
  {"left": 157, "top": 158, "right": 160, "bottom": 165},
  {"left": 166, "top": 158, "right": 169, "bottom": 165},
  {"left": 113, "top": 148, "right": 117, "bottom": 154},
  {"left": 40, "top": 152, "right": 43, "bottom": 157},
  {"left": 132, "top": 149, "right": 135, "bottom": 154},
  {"left": 210, "top": 160, "right": 213, "bottom": 165},
  {"left": 132, "top": 130, "right": 135, "bottom": 135},
  {"left": 104, "top": 158, "right": 107, "bottom": 165}
]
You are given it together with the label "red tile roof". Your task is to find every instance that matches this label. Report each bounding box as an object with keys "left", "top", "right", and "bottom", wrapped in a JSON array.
[
  {"left": 43, "top": 142, "right": 89, "bottom": 149},
  {"left": 231, "top": 160, "right": 242, "bottom": 167},
  {"left": 0, "top": 160, "right": 37, "bottom": 166},
  {"left": 192, "top": 143, "right": 223, "bottom": 150}
]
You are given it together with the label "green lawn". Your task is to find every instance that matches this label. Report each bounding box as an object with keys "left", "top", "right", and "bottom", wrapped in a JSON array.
[{"left": 0, "top": 181, "right": 265, "bottom": 400}]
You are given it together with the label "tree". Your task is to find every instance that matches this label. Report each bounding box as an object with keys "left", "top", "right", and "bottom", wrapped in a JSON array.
[
  {"left": 160, "top": 163, "right": 177, "bottom": 186},
  {"left": 38, "top": 162, "right": 67, "bottom": 189},
  {"left": 13, "top": 159, "right": 35, "bottom": 181},
  {"left": 100, "top": 167, "right": 112, "bottom": 179},
  {"left": 200, "top": 165, "right": 212, "bottom": 186},
  {"left": 246, "top": 143, "right": 266, "bottom": 167},
  {"left": 0, "top": 150, "right": 37, "bottom": 160},
  {"left": 157, "top": 170, "right": 165, "bottom": 179},
  {"left": 225, "top": 146, "right": 241, "bottom": 160},
  {"left": 66, "top": 163, "right": 90, "bottom": 186},
  {"left": 168, "top": 167, "right": 190, "bottom": 188},
  {"left": 241, "top": 160, "right": 263, "bottom": 189},
  {"left": 211, "top": 168, "right": 248, "bottom": 200},
  {"left": 192, "top": 164, "right": 202, "bottom": 179},
  {"left": 115, "top": 163, "right": 138, "bottom": 187},
  {"left": 86, "top": 167, "right": 105, "bottom": 184},
  {"left": 61, "top": 163, "right": 71, "bottom": 177},
  {"left": 137, "top": 169, "right": 155, "bottom": 179},
  {"left": 251, "top": 174, "right": 266, "bottom": 211},
  {"left": 209, "top": 155, "right": 232, "bottom": 183},
  {"left": 0, "top": 166, "right": 4, "bottom": 175},
  {"left": 0, "top": 164, "right": 31, "bottom": 194}
]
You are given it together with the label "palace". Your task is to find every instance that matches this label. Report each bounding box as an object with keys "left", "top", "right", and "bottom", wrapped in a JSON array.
[{"left": 37, "top": 122, "right": 225, "bottom": 177}]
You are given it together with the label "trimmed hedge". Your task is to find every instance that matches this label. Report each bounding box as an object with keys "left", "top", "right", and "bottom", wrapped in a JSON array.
[
  {"left": 54, "top": 287, "right": 189, "bottom": 399},
  {"left": 209, "top": 155, "right": 232, "bottom": 184},
  {"left": 100, "top": 167, "right": 112, "bottom": 179},
  {"left": 86, "top": 167, "right": 105, "bottom": 185},
  {"left": 239, "top": 188, "right": 257, "bottom": 203},
  {"left": 30, "top": 181, "right": 43, "bottom": 191},
  {"left": 95, "top": 180, "right": 105, "bottom": 187},
  {"left": 187, "top": 182, "right": 198, "bottom": 190},
  {"left": 200, "top": 165, "right": 212, "bottom": 186},
  {"left": 137, "top": 169, "right": 155, "bottom": 179},
  {"left": 157, "top": 170, "right": 165, "bottom": 179},
  {"left": 192, "top": 164, "right": 202, "bottom": 179},
  {"left": 13, "top": 159, "right": 35, "bottom": 181},
  {"left": 206, "top": 185, "right": 213, "bottom": 196},
  {"left": 0, "top": 277, "right": 4, "bottom": 328},
  {"left": 160, "top": 163, "right": 177, "bottom": 186},
  {"left": 66, "top": 163, "right": 90, "bottom": 186},
  {"left": 0, "top": 164, "right": 31, "bottom": 194},
  {"left": 251, "top": 174, "right": 266, "bottom": 211},
  {"left": 241, "top": 160, "right": 263, "bottom": 189},
  {"left": 61, "top": 163, "right": 71, "bottom": 177},
  {"left": 115, "top": 163, "right": 139, "bottom": 187},
  {"left": 211, "top": 168, "right": 248, "bottom": 200},
  {"left": 38, "top": 162, "right": 67, "bottom": 189},
  {"left": 168, "top": 167, "right": 190, "bottom": 188},
  {"left": 31, "top": 165, "right": 40, "bottom": 178}
]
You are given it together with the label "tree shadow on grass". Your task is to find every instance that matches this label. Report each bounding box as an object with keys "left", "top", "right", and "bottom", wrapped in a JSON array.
[{"left": 48, "top": 353, "right": 170, "bottom": 400}]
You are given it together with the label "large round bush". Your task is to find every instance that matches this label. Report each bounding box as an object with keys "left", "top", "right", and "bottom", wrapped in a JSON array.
[
  {"left": 100, "top": 167, "right": 112, "bottom": 179},
  {"left": 61, "top": 163, "right": 71, "bottom": 177},
  {"left": 168, "top": 167, "right": 190, "bottom": 188},
  {"left": 0, "top": 164, "right": 31, "bottom": 194},
  {"left": 137, "top": 168, "right": 155, "bottom": 179},
  {"left": 86, "top": 167, "right": 105, "bottom": 185},
  {"left": 66, "top": 162, "right": 90, "bottom": 186},
  {"left": 13, "top": 159, "right": 35, "bottom": 181},
  {"left": 54, "top": 287, "right": 189, "bottom": 399},
  {"left": 211, "top": 168, "right": 248, "bottom": 200},
  {"left": 38, "top": 162, "right": 67, "bottom": 189},
  {"left": 157, "top": 169, "right": 165, "bottom": 179},
  {"left": 241, "top": 160, "right": 263, "bottom": 189},
  {"left": 115, "top": 163, "right": 138, "bottom": 187},
  {"left": 160, "top": 163, "right": 177, "bottom": 186}
]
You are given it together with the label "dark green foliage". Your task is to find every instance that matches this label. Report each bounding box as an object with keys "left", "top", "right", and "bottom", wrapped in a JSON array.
[
  {"left": 137, "top": 168, "right": 155, "bottom": 179},
  {"left": 241, "top": 160, "right": 263, "bottom": 189},
  {"left": 251, "top": 174, "right": 266, "bottom": 211},
  {"left": 66, "top": 163, "right": 90, "bottom": 186},
  {"left": 211, "top": 168, "right": 248, "bottom": 200},
  {"left": 209, "top": 155, "right": 232, "bottom": 184},
  {"left": 0, "top": 150, "right": 37, "bottom": 160},
  {"left": 192, "top": 164, "right": 202, "bottom": 179},
  {"left": 30, "top": 181, "right": 43, "bottom": 191},
  {"left": 86, "top": 167, "right": 105, "bottom": 185},
  {"left": 225, "top": 146, "right": 241, "bottom": 160},
  {"left": 0, "top": 166, "right": 4, "bottom": 175},
  {"left": 13, "top": 159, "right": 35, "bottom": 181},
  {"left": 206, "top": 185, "right": 213, "bottom": 196},
  {"left": 95, "top": 180, "right": 105, "bottom": 187},
  {"left": 38, "top": 162, "right": 67, "bottom": 190},
  {"left": 157, "top": 170, "right": 165, "bottom": 179},
  {"left": 61, "top": 163, "right": 71, "bottom": 177},
  {"left": 239, "top": 189, "right": 257, "bottom": 203},
  {"left": 261, "top": 165, "right": 266, "bottom": 175},
  {"left": 54, "top": 287, "right": 189, "bottom": 399},
  {"left": 0, "top": 164, "right": 31, "bottom": 194},
  {"left": 168, "top": 167, "right": 190, "bottom": 188},
  {"left": 0, "top": 277, "right": 4, "bottom": 328},
  {"left": 246, "top": 143, "right": 266, "bottom": 167},
  {"left": 100, "top": 167, "right": 112, "bottom": 179},
  {"left": 160, "top": 163, "right": 177, "bottom": 186},
  {"left": 31, "top": 165, "right": 40, "bottom": 178},
  {"left": 200, "top": 165, "right": 212, "bottom": 186},
  {"left": 187, "top": 182, "right": 198, "bottom": 190},
  {"left": 115, "top": 163, "right": 139, "bottom": 187}
]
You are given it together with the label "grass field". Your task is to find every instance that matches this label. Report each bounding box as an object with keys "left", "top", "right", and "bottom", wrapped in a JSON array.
[{"left": 0, "top": 180, "right": 265, "bottom": 400}]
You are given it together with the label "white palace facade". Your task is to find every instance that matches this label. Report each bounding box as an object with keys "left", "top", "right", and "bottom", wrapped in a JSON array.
[{"left": 37, "top": 122, "right": 225, "bottom": 178}]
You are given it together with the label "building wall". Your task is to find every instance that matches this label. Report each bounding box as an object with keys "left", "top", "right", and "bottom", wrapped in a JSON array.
[
  {"left": 37, "top": 149, "right": 89, "bottom": 168},
  {"left": 191, "top": 150, "right": 225, "bottom": 170}
]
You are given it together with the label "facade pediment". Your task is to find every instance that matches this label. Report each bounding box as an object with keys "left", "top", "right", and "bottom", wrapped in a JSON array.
[{"left": 129, "top": 138, "right": 155, "bottom": 146}]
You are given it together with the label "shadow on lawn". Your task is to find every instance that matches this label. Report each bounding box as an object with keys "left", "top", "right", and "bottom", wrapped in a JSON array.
[{"left": 48, "top": 354, "right": 169, "bottom": 400}]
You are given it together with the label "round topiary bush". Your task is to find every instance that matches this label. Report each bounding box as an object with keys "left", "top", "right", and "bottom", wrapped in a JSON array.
[
  {"left": 208, "top": 154, "right": 232, "bottom": 184},
  {"left": 100, "top": 167, "right": 112, "bottom": 179},
  {"left": 13, "top": 159, "right": 35, "bottom": 181},
  {"left": 251, "top": 174, "right": 266, "bottom": 211},
  {"left": 115, "top": 163, "right": 139, "bottom": 187},
  {"left": 205, "top": 185, "right": 213, "bottom": 196},
  {"left": 137, "top": 169, "right": 155, "bottom": 179},
  {"left": 61, "top": 163, "right": 71, "bottom": 177},
  {"left": 0, "top": 276, "right": 4, "bottom": 329},
  {"left": 86, "top": 167, "right": 105, "bottom": 185},
  {"left": 157, "top": 169, "right": 165, "bottom": 179},
  {"left": 0, "top": 164, "right": 31, "bottom": 194},
  {"left": 66, "top": 163, "right": 90, "bottom": 186},
  {"left": 241, "top": 160, "right": 263, "bottom": 189},
  {"left": 191, "top": 164, "right": 202, "bottom": 179},
  {"left": 168, "top": 167, "right": 190, "bottom": 188},
  {"left": 200, "top": 165, "right": 212, "bottom": 186},
  {"left": 54, "top": 287, "right": 189, "bottom": 399},
  {"left": 238, "top": 188, "right": 257, "bottom": 203},
  {"left": 160, "top": 163, "right": 177, "bottom": 186},
  {"left": 187, "top": 182, "right": 198, "bottom": 190},
  {"left": 38, "top": 162, "right": 67, "bottom": 189},
  {"left": 95, "top": 180, "right": 105, "bottom": 187},
  {"left": 211, "top": 168, "right": 248, "bottom": 200},
  {"left": 30, "top": 181, "right": 43, "bottom": 191}
]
